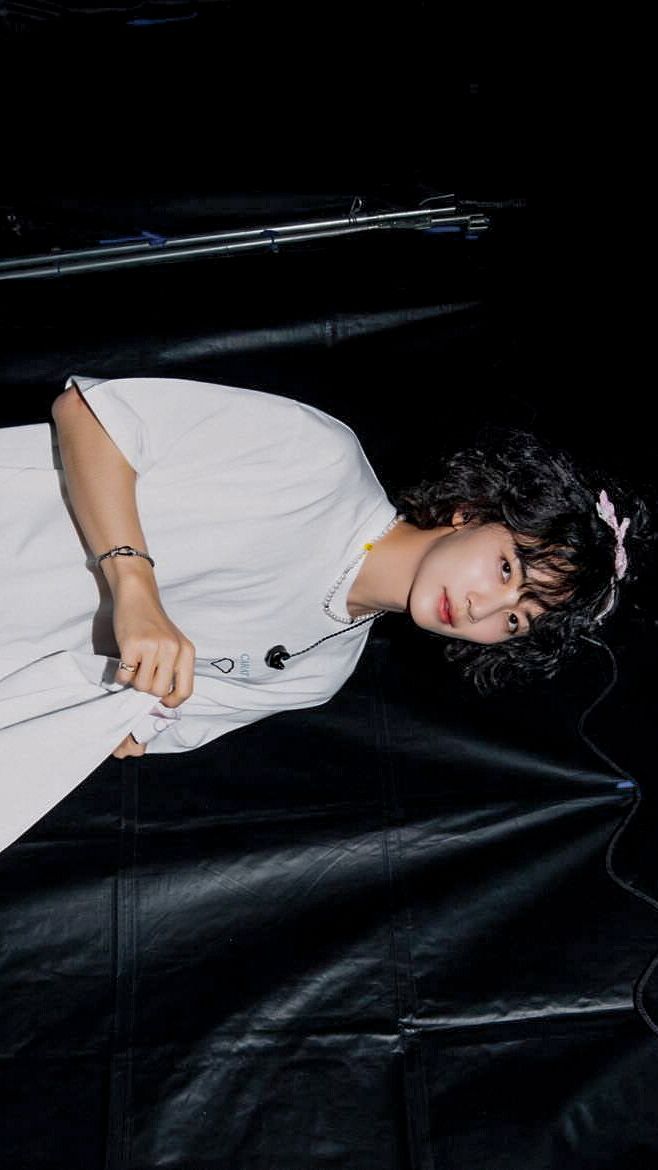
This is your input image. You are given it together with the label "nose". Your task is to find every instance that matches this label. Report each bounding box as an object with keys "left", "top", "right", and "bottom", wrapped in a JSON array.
[{"left": 466, "top": 585, "right": 520, "bottom": 623}]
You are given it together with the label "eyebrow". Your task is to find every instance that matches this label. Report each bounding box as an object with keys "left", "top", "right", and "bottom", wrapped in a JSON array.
[{"left": 514, "top": 550, "right": 529, "bottom": 586}]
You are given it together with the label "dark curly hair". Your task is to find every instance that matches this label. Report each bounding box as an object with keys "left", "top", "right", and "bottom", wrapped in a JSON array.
[{"left": 393, "top": 429, "right": 650, "bottom": 693}]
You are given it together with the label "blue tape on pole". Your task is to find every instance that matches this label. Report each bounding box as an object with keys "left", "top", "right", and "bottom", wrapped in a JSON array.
[
  {"left": 423, "top": 225, "right": 462, "bottom": 234},
  {"left": 98, "top": 231, "right": 168, "bottom": 247}
]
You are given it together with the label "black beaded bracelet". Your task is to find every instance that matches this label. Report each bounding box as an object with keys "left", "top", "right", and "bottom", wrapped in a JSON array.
[{"left": 96, "top": 545, "right": 156, "bottom": 569}]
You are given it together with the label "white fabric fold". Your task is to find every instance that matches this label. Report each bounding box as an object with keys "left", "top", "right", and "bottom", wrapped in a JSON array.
[
  {"left": 129, "top": 699, "right": 182, "bottom": 745},
  {"left": 0, "top": 650, "right": 168, "bottom": 852}
]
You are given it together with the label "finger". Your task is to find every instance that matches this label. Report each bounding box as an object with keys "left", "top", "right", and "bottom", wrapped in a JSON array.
[
  {"left": 156, "top": 673, "right": 182, "bottom": 707},
  {"left": 149, "top": 659, "right": 180, "bottom": 703},
  {"left": 126, "top": 648, "right": 160, "bottom": 694},
  {"left": 112, "top": 734, "right": 146, "bottom": 758},
  {"left": 115, "top": 658, "right": 140, "bottom": 685},
  {"left": 158, "top": 650, "right": 195, "bottom": 707}
]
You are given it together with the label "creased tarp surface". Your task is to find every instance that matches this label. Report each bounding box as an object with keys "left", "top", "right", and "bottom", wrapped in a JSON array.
[
  {"left": 1, "top": 637, "right": 657, "bottom": 1170},
  {"left": 1, "top": 177, "right": 657, "bottom": 1168}
]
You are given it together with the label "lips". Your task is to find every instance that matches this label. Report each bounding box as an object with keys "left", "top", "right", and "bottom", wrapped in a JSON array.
[{"left": 438, "top": 589, "right": 453, "bottom": 626}]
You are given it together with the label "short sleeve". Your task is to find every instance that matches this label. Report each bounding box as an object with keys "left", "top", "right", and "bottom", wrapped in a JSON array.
[{"left": 63, "top": 376, "right": 304, "bottom": 478}]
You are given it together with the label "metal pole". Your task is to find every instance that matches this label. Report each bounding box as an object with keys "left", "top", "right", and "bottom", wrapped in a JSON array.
[{"left": 0, "top": 206, "right": 489, "bottom": 282}]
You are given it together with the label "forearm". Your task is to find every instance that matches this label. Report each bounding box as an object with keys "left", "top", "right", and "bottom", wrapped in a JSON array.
[
  {"left": 51, "top": 387, "right": 158, "bottom": 599},
  {"left": 51, "top": 384, "right": 196, "bottom": 725}
]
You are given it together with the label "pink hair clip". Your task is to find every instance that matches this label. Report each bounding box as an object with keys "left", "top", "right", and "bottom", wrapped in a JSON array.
[
  {"left": 595, "top": 490, "right": 630, "bottom": 622},
  {"left": 596, "top": 490, "right": 630, "bottom": 580}
]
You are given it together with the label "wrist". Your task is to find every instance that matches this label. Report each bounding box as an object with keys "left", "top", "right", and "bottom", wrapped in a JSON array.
[{"left": 101, "top": 552, "right": 158, "bottom": 599}]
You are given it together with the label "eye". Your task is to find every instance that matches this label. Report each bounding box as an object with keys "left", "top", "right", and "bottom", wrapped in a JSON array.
[
  {"left": 507, "top": 612, "right": 520, "bottom": 634},
  {"left": 501, "top": 558, "right": 512, "bottom": 582}
]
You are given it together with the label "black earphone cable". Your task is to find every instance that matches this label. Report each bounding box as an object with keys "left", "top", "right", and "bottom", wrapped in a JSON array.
[
  {"left": 264, "top": 611, "right": 384, "bottom": 670},
  {"left": 266, "top": 621, "right": 658, "bottom": 1031},
  {"left": 578, "top": 634, "right": 658, "bottom": 1037}
]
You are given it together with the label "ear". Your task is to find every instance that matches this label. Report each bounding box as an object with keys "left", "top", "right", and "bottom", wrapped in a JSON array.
[{"left": 451, "top": 507, "right": 473, "bottom": 527}]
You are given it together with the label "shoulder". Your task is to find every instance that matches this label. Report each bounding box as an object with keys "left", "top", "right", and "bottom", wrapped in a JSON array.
[{"left": 292, "top": 400, "right": 366, "bottom": 468}]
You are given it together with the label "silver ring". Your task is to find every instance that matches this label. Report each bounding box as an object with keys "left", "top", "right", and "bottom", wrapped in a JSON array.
[{"left": 119, "top": 661, "right": 138, "bottom": 672}]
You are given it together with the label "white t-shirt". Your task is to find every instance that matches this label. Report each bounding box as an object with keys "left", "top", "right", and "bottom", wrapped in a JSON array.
[{"left": 0, "top": 376, "right": 397, "bottom": 851}]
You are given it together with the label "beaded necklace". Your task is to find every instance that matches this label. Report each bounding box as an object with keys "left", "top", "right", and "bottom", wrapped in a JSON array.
[
  {"left": 264, "top": 513, "right": 402, "bottom": 669},
  {"left": 322, "top": 512, "right": 402, "bottom": 624}
]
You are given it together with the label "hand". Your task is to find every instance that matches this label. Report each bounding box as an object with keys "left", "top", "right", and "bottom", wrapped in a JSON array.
[
  {"left": 112, "top": 579, "right": 196, "bottom": 708},
  {"left": 112, "top": 733, "right": 147, "bottom": 759}
]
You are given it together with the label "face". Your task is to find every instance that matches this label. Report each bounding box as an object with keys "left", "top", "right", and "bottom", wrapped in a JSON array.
[{"left": 407, "top": 520, "right": 550, "bottom": 644}]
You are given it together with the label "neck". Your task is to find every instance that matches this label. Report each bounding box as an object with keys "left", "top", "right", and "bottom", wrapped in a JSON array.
[{"left": 346, "top": 519, "right": 450, "bottom": 618}]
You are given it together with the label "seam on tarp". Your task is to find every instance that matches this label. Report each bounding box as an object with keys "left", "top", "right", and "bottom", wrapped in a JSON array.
[
  {"left": 371, "top": 647, "right": 435, "bottom": 1170},
  {"left": 104, "top": 759, "right": 139, "bottom": 1170}
]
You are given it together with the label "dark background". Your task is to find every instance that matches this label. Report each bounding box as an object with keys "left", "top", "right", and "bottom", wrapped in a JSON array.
[{"left": 1, "top": 6, "right": 656, "bottom": 1169}]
